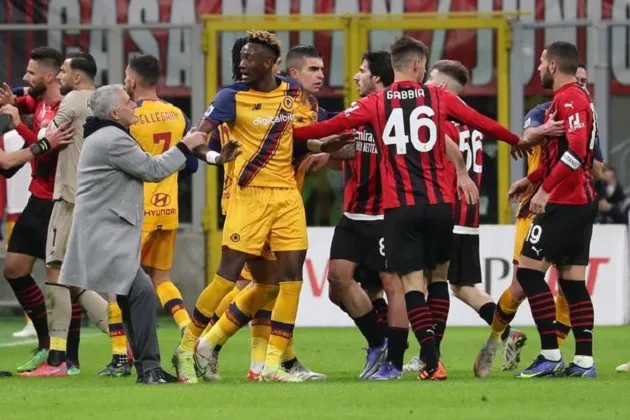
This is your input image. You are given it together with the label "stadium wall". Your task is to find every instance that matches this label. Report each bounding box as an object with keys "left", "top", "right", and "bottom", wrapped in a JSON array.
[{"left": 296, "top": 225, "right": 630, "bottom": 327}]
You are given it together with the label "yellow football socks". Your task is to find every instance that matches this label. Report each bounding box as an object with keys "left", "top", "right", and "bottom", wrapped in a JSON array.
[
  {"left": 202, "top": 283, "right": 278, "bottom": 348},
  {"left": 555, "top": 293, "right": 572, "bottom": 346},
  {"left": 156, "top": 281, "right": 190, "bottom": 330},
  {"left": 50, "top": 336, "right": 67, "bottom": 354},
  {"left": 214, "top": 284, "right": 242, "bottom": 321},
  {"left": 266, "top": 281, "right": 302, "bottom": 367},
  {"left": 107, "top": 302, "right": 128, "bottom": 355},
  {"left": 180, "top": 275, "right": 235, "bottom": 352},
  {"left": 490, "top": 288, "right": 523, "bottom": 339},
  {"left": 250, "top": 298, "right": 275, "bottom": 371}
]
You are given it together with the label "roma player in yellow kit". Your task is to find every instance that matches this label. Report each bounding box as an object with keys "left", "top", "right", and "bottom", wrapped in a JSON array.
[
  {"left": 174, "top": 32, "right": 346, "bottom": 383},
  {"left": 194, "top": 46, "right": 329, "bottom": 382},
  {"left": 128, "top": 55, "right": 197, "bottom": 331}
]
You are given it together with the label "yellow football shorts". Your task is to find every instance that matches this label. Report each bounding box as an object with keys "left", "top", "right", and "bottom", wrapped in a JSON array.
[
  {"left": 223, "top": 186, "right": 307, "bottom": 256},
  {"left": 512, "top": 215, "right": 535, "bottom": 265},
  {"left": 239, "top": 263, "right": 254, "bottom": 282},
  {"left": 141, "top": 229, "right": 177, "bottom": 271}
]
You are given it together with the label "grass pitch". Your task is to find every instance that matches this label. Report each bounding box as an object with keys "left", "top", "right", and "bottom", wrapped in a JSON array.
[{"left": 0, "top": 317, "right": 628, "bottom": 420}]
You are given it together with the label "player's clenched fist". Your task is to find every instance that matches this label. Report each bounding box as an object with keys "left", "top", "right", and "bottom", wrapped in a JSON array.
[{"left": 181, "top": 131, "right": 207, "bottom": 150}]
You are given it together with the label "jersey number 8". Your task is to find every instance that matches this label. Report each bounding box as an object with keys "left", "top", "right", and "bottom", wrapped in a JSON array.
[{"left": 383, "top": 105, "right": 437, "bottom": 155}]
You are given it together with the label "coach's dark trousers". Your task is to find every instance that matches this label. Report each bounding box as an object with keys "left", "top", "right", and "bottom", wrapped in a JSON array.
[{"left": 117, "top": 268, "right": 161, "bottom": 375}]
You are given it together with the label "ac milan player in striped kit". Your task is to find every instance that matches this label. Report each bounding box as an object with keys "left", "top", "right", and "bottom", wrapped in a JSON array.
[
  {"left": 404, "top": 61, "right": 526, "bottom": 375},
  {"left": 294, "top": 36, "right": 524, "bottom": 380},
  {"left": 327, "top": 51, "right": 408, "bottom": 380},
  {"left": 509, "top": 42, "right": 598, "bottom": 379}
]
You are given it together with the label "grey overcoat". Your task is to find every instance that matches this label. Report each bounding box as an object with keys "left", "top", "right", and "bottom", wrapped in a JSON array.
[{"left": 60, "top": 118, "right": 186, "bottom": 295}]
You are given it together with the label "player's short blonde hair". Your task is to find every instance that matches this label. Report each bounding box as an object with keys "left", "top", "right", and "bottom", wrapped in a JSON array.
[{"left": 245, "top": 30, "right": 283, "bottom": 59}]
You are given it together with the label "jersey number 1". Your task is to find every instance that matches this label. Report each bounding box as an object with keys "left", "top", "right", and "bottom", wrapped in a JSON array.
[{"left": 153, "top": 132, "right": 172, "bottom": 153}]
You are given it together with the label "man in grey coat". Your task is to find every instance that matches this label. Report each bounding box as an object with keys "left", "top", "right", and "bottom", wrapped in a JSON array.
[{"left": 60, "top": 84, "right": 239, "bottom": 384}]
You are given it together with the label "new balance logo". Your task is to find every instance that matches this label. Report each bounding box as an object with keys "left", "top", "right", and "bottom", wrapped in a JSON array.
[
  {"left": 532, "top": 246, "right": 543, "bottom": 256},
  {"left": 252, "top": 103, "right": 262, "bottom": 110}
]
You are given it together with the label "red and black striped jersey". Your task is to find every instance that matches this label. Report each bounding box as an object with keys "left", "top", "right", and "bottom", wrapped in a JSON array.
[
  {"left": 443, "top": 120, "right": 483, "bottom": 230},
  {"left": 342, "top": 124, "right": 383, "bottom": 216},
  {"left": 528, "top": 83, "right": 597, "bottom": 205},
  {"left": 292, "top": 80, "right": 519, "bottom": 210}
]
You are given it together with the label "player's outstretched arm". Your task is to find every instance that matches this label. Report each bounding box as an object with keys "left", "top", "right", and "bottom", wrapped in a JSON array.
[
  {"left": 441, "top": 89, "right": 520, "bottom": 145},
  {"left": 306, "top": 132, "right": 356, "bottom": 154},
  {"left": 0, "top": 122, "right": 75, "bottom": 170},
  {"left": 294, "top": 98, "right": 372, "bottom": 142}
]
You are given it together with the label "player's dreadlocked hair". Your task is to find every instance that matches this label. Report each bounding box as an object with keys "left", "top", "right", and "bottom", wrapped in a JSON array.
[
  {"left": 245, "top": 30, "right": 283, "bottom": 60},
  {"left": 231, "top": 37, "right": 248, "bottom": 81}
]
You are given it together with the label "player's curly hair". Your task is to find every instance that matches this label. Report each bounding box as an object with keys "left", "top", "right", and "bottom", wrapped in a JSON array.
[
  {"left": 231, "top": 37, "right": 248, "bottom": 81},
  {"left": 245, "top": 30, "right": 283, "bottom": 60}
]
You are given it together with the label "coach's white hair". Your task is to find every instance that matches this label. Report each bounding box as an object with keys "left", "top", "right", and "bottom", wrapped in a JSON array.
[{"left": 88, "top": 84, "right": 124, "bottom": 120}]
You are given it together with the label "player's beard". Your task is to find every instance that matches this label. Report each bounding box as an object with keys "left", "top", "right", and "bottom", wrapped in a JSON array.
[
  {"left": 60, "top": 83, "right": 74, "bottom": 95},
  {"left": 28, "top": 81, "right": 47, "bottom": 98},
  {"left": 541, "top": 67, "right": 554, "bottom": 89}
]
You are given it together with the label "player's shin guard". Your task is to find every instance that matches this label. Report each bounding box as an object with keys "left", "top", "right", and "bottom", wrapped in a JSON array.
[
  {"left": 560, "top": 279, "right": 594, "bottom": 361},
  {"left": 266, "top": 281, "right": 302, "bottom": 367},
  {"left": 251, "top": 299, "right": 274, "bottom": 373},
  {"left": 213, "top": 285, "right": 242, "bottom": 324},
  {"left": 66, "top": 301, "right": 83, "bottom": 365},
  {"left": 352, "top": 308, "right": 386, "bottom": 348},
  {"left": 181, "top": 275, "right": 235, "bottom": 352},
  {"left": 108, "top": 302, "right": 128, "bottom": 356},
  {"left": 76, "top": 290, "right": 109, "bottom": 334},
  {"left": 203, "top": 283, "right": 278, "bottom": 348},
  {"left": 405, "top": 291, "right": 439, "bottom": 370},
  {"left": 427, "top": 282, "right": 450, "bottom": 353},
  {"left": 372, "top": 298, "right": 389, "bottom": 329},
  {"left": 555, "top": 293, "right": 572, "bottom": 346},
  {"left": 491, "top": 288, "right": 522, "bottom": 339},
  {"left": 46, "top": 282, "right": 72, "bottom": 366},
  {"left": 517, "top": 268, "right": 559, "bottom": 357},
  {"left": 386, "top": 327, "right": 409, "bottom": 370},
  {"left": 156, "top": 281, "right": 190, "bottom": 330},
  {"left": 8, "top": 275, "right": 49, "bottom": 349}
]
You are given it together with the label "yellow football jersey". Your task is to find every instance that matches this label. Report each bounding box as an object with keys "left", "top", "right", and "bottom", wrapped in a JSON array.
[
  {"left": 131, "top": 99, "right": 188, "bottom": 231},
  {"left": 516, "top": 144, "right": 543, "bottom": 218},
  {"left": 292, "top": 93, "right": 320, "bottom": 191},
  {"left": 213, "top": 123, "right": 234, "bottom": 216},
  {"left": 203, "top": 76, "right": 303, "bottom": 189}
]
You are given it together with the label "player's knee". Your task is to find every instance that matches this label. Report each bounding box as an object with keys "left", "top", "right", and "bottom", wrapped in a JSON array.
[
  {"left": 3, "top": 260, "right": 27, "bottom": 280},
  {"left": 380, "top": 273, "right": 403, "bottom": 297},
  {"left": 449, "top": 284, "right": 463, "bottom": 299},
  {"left": 217, "top": 250, "right": 249, "bottom": 281},
  {"left": 327, "top": 262, "right": 354, "bottom": 291},
  {"left": 508, "top": 279, "right": 526, "bottom": 301}
]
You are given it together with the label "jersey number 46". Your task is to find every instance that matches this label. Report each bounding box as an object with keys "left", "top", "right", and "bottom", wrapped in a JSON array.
[{"left": 383, "top": 105, "right": 437, "bottom": 154}]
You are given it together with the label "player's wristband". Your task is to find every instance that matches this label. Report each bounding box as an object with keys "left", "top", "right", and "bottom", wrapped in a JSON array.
[
  {"left": 206, "top": 150, "right": 220, "bottom": 165},
  {"left": 29, "top": 138, "right": 52, "bottom": 155}
]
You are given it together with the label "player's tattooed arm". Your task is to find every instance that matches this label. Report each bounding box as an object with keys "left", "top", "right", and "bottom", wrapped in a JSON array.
[
  {"left": 329, "top": 143, "right": 355, "bottom": 160},
  {"left": 306, "top": 131, "right": 356, "bottom": 154},
  {"left": 523, "top": 114, "right": 564, "bottom": 145}
]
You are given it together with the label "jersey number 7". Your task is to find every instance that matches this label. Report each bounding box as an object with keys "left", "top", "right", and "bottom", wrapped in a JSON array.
[{"left": 153, "top": 132, "right": 172, "bottom": 153}]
